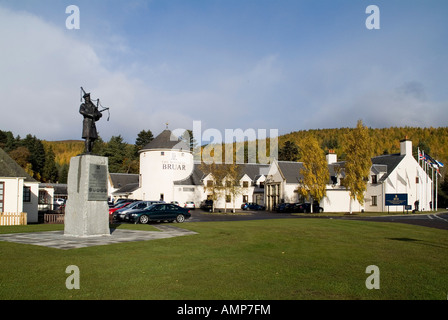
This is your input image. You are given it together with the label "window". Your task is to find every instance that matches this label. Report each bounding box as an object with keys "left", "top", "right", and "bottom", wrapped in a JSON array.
[
  {"left": 23, "top": 186, "right": 31, "bottom": 202},
  {"left": 161, "top": 152, "right": 165, "bottom": 156},
  {"left": 243, "top": 195, "right": 248, "bottom": 203},
  {"left": 226, "top": 195, "right": 231, "bottom": 203},
  {"left": 371, "top": 175, "right": 378, "bottom": 184},
  {"left": 207, "top": 180, "right": 213, "bottom": 187},
  {"left": 242, "top": 181, "right": 249, "bottom": 188},
  {"left": 0, "top": 182, "right": 4, "bottom": 212},
  {"left": 371, "top": 196, "right": 377, "bottom": 206},
  {"left": 416, "top": 177, "right": 419, "bottom": 184}
]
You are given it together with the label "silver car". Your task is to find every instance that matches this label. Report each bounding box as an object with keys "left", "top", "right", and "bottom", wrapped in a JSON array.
[{"left": 114, "top": 201, "right": 158, "bottom": 221}]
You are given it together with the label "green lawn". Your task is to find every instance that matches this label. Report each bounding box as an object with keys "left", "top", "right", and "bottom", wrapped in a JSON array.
[{"left": 0, "top": 219, "right": 447, "bottom": 300}]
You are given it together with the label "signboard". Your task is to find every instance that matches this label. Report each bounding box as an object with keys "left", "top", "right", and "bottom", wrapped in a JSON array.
[
  {"left": 385, "top": 194, "right": 408, "bottom": 206},
  {"left": 88, "top": 164, "right": 108, "bottom": 201}
]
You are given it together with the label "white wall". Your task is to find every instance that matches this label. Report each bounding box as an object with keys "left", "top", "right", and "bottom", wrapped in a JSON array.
[
  {"left": 1, "top": 177, "right": 23, "bottom": 214},
  {"left": 0, "top": 178, "right": 38, "bottom": 223},
  {"left": 322, "top": 188, "right": 363, "bottom": 213},
  {"left": 23, "top": 182, "right": 38, "bottom": 223},
  {"left": 140, "top": 149, "right": 194, "bottom": 202}
]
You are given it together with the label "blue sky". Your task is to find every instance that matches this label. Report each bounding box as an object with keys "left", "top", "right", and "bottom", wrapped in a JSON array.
[{"left": 0, "top": 0, "right": 447, "bottom": 143}]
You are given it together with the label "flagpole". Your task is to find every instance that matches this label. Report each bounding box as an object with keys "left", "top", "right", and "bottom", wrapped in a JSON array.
[
  {"left": 431, "top": 166, "right": 434, "bottom": 211},
  {"left": 435, "top": 169, "right": 438, "bottom": 211}
]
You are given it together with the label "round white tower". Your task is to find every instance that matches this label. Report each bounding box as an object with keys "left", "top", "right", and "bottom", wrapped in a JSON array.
[{"left": 139, "top": 130, "right": 194, "bottom": 202}]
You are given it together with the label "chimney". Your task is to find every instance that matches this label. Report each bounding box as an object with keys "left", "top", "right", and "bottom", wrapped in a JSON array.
[
  {"left": 400, "top": 137, "right": 412, "bottom": 156},
  {"left": 326, "top": 149, "right": 337, "bottom": 164}
]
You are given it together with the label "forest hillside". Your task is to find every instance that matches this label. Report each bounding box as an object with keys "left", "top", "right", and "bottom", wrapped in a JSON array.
[{"left": 1, "top": 127, "right": 447, "bottom": 183}]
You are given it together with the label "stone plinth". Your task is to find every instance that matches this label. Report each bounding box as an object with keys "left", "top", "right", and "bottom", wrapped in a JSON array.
[{"left": 64, "top": 155, "right": 110, "bottom": 237}]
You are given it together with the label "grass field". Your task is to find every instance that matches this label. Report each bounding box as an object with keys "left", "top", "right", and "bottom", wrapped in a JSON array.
[{"left": 0, "top": 219, "right": 447, "bottom": 300}]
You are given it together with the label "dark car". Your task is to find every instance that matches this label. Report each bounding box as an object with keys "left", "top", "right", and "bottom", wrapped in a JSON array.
[
  {"left": 241, "top": 202, "right": 265, "bottom": 211},
  {"left": 126, "top": 203, "right": 191, "bottom": 224},
  {"left": 200, "top": 200, "right": 213, "bottom": 211},
  {"left": 294, "top": 202, "right": 324, "bottom": 213},
  {"left": 276, "top": 203, "right": 294, "bottom": 213}
]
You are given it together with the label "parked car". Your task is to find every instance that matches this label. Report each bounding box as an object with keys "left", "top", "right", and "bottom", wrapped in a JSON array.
[
  {"left": 184, "top": 201, "right": 195, "bottom": 209},
  {"left": 200, "top": 200, "right": 213, "bottom": 211},
  {"left": 276, "top": 203, "right": 294, "bottom": 213},
  {"left": 54, "top": 198, "right": 66, "bottom": 206},
  {"left": 126, "top": 203, "right": 191, "bottom": 224},
  {"left": 241, "top": 202, "right": 265, "bottom": 211},
  {"left": 109, "top": 198, "right": 137, "bottom": 208},
  {"left": 109, "top": 202, "right": 132, "bottom": 215},
  {"left": 113, "top": 200, "right": 162, "bottom": 221},
  {"left": 294, "top": 202, "right": 324, "bottom": 213}
]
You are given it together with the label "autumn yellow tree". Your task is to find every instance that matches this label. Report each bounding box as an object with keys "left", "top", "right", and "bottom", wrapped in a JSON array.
[
  {"left": 223, "top": 163, "right": 243, "bottom": 213},
  {"left": 199, "top": 161, "right": 228, "bottom": 212},
  {"left": 298, "top": 136, "right": 329, "bottom": 212},
  {"left": 343, "top": 120, "right": 373, "bottom": 213}
]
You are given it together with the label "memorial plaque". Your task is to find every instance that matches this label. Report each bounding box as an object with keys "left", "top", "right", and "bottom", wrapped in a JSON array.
[{"left": 88, "top": 164, "right": 108, "bottom": 201}]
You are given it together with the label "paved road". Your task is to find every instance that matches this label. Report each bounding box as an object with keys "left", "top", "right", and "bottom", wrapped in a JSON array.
[
  {"left": 344, "top": 212, "right": 448, "bottom": 231},
  {"left": 187, "top": 210, "right": 448, "bottom": 231}
]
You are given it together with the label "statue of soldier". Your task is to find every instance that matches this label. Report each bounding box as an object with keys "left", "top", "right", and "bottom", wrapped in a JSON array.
[{"left": 80, "top": 92, "right": 102, "bottom": 154}]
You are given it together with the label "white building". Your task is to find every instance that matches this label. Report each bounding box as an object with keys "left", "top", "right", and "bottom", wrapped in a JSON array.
[
  {"left": 0, "top": 148, "right": 39, "bottom": 223},
  {"left": 265, "top": 138, "right": 432, "bottom": 212},
  {"left": 111, "top": 131, "right": 432, "bottom": 213}
]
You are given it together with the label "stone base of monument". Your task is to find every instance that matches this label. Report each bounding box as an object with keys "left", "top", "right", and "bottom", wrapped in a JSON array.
[{"left": 64, "top": 155, "right": 111, "bottom": 237}]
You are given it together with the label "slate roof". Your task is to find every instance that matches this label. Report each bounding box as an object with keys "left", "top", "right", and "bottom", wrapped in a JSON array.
[
  {"left": 39, "top": 183, "right": 68, "bottom": 196},
  {"left": 140, "top": 130, "right": 190, "bottom": 152},
  {"left": 0, "top": 147, "right": 37, "bottom": 182},
  {"left": 174, "top": 163, "right": 270, "bottom": 186},
  {"left": 112, "top": 183, "right": 140, "bottom": 195},
  {"left": 370, "top": 154, "right": 405, "bottom": 182},
  {"left": 109, "top": 173, "right": 139, "bottom": 189},
  {"left": 324, "top": 154, "right": 405, "bottom": 183},
  {"left": 277, "top": 161, "right": 304, "bottom": 183}
]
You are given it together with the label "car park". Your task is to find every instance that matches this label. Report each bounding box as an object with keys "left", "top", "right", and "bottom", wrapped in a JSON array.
[
  {"left": 184, "top": 201, "right": 195, "bottom": 209},
  {"left": 109, "top": 198, "right": 137, "bottom": 208},
  {"left": 200, "top": 200, "right": 213, "bottom": 211},
  {"left": 109, "top": 202, "right": 132, "bottom": 216},
  {"left": 241, "top": 202, "right": 265, "bottom": 211},
  {"left": 126, "top": 203, "right": 191, "bottom": 224},
  {"left": 294, "top": 202, "right": 324, "bottom": 213},
  {"left": 113, "top": 200, "right": 163, "bottom": 221},
  {"left": 276, "top": 203, "right": 294, "bottom": 213}
]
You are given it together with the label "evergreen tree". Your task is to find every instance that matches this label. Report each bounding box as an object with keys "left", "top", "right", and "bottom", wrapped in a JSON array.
[
  {"left": 343, "top": 120, "right": 373, "bottom": 213},
  {"left": 278, "top": 140, "right": 299, "bottom": 161},
  {"left": 102, "top": 135, "right": 128, "bottom": 173},
  {"left": 20, "top": 135, "right": 46, "bottom": 180},
  {"left": 58, "top": 163, "right": 69, "bottom": 184},
  {"left": 42, "top": 146, "right": 59, "bottom": 182},
  {"left": 135, "top": 129, "right": 154, "bottom": 154}
]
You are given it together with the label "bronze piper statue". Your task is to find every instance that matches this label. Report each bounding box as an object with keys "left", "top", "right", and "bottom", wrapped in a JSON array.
[{"left": 79, "top": 87, "right": 109, "bottom": 154}]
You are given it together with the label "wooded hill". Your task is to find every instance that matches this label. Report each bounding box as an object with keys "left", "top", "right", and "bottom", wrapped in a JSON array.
[
  {"left": 279, "top": 126, "right": 448, "bottom": 164},
  {"left": 1, "top": 126, "right": 447, "bottom": 183}
]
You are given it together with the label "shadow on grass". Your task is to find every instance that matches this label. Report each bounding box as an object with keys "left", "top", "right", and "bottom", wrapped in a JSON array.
[{"left": 387, "top": 237, "right": 448, "bottom": 249}]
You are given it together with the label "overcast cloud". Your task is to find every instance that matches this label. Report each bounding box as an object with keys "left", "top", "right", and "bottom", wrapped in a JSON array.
[{"left": 0, "top": 1, "right": 447, "bottom": 144}]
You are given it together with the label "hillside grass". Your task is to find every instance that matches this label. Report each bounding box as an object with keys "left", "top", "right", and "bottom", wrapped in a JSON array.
[{"left": 1, "top": 219, "right": 447, "bottom": 300}]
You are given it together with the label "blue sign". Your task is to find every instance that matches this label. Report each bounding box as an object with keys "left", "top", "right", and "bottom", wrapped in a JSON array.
[{"left": 385, "top": 194, "right": 408, "bottom": 206}]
